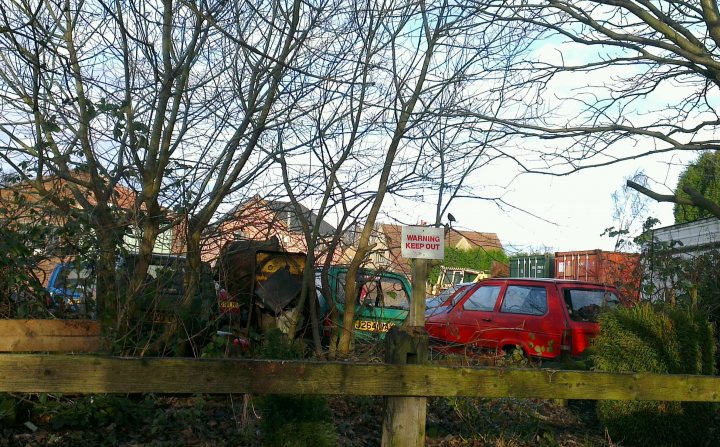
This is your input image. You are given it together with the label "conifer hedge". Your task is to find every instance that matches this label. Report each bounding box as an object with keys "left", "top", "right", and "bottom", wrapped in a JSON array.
[{"left": 591, "top": 304, "right": 716, "bottom": 446}]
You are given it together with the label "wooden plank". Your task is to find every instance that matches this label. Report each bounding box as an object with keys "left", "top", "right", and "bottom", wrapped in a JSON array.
[
  {"left": 0, "top": 320, "right": 100, "bottom": 352},
  {"left": 0, "top": 337, "right": 100, "bottom": 353},
  {"left": 0, "top": 355, "right": 718, "bottom": 402},
  {"left": 383, "top": 258, "right": 429, "bottom": 447},
  {"left": 0, "top": 320, "right": 100, "bottom": 337}
]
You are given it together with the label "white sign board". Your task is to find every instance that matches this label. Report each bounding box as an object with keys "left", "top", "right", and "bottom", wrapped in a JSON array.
[{"left": 401, "top": 226, "right": 445, "bottom": 260}]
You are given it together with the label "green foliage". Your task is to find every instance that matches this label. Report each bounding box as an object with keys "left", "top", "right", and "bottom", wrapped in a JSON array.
[
  {"left": 641, "top": 239, "right": 720, "bottom": 337},
  {"left": 0, "top": 223, "right": 49, "bottom": 317},
  {"left": 21, "top": 394, "right": 256, "bottom": 445},
  {"left": 429, "top": 247, "right": 508, "bottom": 284},
  {"left": 201, "top": 335, "right": 233, "bottom": 358},
  {"left": 592, "top": 304, "right": 717, "bottom": 446},
  {"left": 42, "top": 394, "right": 156, "bottom": 431},
  {"left": 0, "top": 394, "right": 19, "bottom": 424},
  {"left": 256, "top": 330, "right": 338, "bottom": 447},
  {"left": 428, "top": 397, "right": 570, "bottom": 445},
  {"left": 674, "top": 151, "right": 720, "bottom": 223}
]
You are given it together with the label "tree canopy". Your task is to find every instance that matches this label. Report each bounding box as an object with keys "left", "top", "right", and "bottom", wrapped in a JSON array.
[{"left": 674, "top": 151, "right": 720, "bottom": 223}]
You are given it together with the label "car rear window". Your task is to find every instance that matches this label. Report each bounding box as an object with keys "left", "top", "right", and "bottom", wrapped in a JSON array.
[
  {"left": 563, "top": 288, "right": 619, "bottom": 322},
  {"left": 500, "top": 285, "right": 548, "bottom": 316}
]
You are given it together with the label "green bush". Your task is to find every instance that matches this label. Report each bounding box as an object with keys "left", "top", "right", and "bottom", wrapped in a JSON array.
[
  {"left": 592, "top": 303, "right": 716, "bottom": 446},
  {"left": 256, "top": 330, "right": 338, "bottom": 447},
  {"left": 429, "top": 247, "right": 508, "bottom": 284}
]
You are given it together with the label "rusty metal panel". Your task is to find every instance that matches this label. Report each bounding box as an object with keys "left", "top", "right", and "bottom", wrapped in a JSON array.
[{"left": 554, "top": 250, "right": 641, "bottom": 300}]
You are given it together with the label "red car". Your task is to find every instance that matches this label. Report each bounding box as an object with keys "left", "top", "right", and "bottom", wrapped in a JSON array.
[{"left": 425, "top": 278, "right": 621, "bottom": 359}]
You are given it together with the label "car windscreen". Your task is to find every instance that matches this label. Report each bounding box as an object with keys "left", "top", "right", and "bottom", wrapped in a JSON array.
[
  {"left": 434, "top": 284, "right": 462, "bottom": 304},
  {"left": 337, "top": 272, "right": 410, "bottom": 310},
  {"left": 54, "top": 266, "right": 92, "bottom": 292},
  {"left": 563, "top": 288, "right": 619, "bottom": 322}
]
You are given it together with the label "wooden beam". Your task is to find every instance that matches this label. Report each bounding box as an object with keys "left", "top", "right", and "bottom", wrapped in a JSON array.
[
  {"left": 0, "top": 320, "right": 100, "bottom": 352},
  {"left": 383, "top": 257, "right": 430, "bottom": 447},
  {"left": 0, "top": 355, "right": 718, "bottom": 402}
]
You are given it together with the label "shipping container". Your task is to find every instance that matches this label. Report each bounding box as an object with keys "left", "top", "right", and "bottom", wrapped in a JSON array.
[
  {"left": 554, "top": 250, "right": 641, "bottom": 300},
  {"left": 509, "top": 254, "right": 555, "bottom": 278}
]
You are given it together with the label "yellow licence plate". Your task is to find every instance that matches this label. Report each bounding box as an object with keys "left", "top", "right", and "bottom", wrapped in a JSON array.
[{"left": 354, "top": 320, "right": 394, "bottom": 333}]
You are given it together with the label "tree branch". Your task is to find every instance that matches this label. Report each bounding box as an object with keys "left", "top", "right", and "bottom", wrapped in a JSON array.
[{"left": 627, "top": 180, "right": 720, "bottom": 219}]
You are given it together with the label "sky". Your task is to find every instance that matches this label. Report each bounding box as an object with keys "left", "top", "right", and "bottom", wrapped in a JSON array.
[
  {"left": 378, "top": 33, "right": 710, "bottom": 256},
  {"left": 387, "top": 150, "right": 693, "bottom": 255}
]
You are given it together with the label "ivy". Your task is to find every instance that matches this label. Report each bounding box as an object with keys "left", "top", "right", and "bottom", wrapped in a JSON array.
[{"left": 429, "top": 247, "right": 508, "bottom": 284}]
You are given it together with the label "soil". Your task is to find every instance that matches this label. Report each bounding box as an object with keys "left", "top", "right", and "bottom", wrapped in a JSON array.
[{"left": 0, "top": 393, "right": 613, "bottom": 447}]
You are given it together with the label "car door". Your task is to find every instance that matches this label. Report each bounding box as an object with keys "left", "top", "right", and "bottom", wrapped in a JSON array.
[
  {"left": 446, "top": 283, "right": 503, "bottom": 348},
  {"left": 492, "top": 283, "right": 560, "bottom": 358}
]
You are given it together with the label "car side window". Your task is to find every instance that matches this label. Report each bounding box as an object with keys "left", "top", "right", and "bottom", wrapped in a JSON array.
[
  {"left": 500, "top": 286, "right": 547, "bottom": 316},
  {"left": 463, "top": 286, "right": 501, "bottom": 311}
]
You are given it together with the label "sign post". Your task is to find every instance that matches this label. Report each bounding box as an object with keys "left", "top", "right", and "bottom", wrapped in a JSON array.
[{"left": 381, "top": 226, "right": 444, "bottom": 447}]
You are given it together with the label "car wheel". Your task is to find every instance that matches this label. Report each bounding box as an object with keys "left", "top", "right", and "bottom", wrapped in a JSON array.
[{"left": 499, "top": 345, "right": 527, "bottom": 366}]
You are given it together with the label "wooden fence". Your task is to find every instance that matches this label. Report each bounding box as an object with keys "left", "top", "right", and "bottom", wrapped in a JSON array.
[
  {"left": 0, "top": 320, "right": 718, "bottom": 403},
  {"left": 1, "top": 319, "right": 720, "bottom": 447},
  {"left": 0, "top": 319, "right": 99, "bottom": 352},
  {"left": 0, "top": 354, "right": 719, "bottom": 401}
]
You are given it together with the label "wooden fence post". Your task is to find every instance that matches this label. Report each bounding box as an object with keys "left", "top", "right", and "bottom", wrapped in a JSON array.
[{"left": 382, "top": 258, "right": 429, "bottom": 447}]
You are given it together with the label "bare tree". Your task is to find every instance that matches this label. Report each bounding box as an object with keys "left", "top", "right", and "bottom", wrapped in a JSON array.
[
  {"left": 460, "top": 1, "right": 720, "bottom": 178},
  {"left": 0, "top": 0, "right": 325, "bottom": 352},
  {"left": 263, "top": 0, "right": 535, "bottom": 355}
]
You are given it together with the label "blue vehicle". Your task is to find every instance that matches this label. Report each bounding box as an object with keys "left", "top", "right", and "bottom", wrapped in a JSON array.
[{"left": 46, "top": 263, "right": 94, "bottom": 314}]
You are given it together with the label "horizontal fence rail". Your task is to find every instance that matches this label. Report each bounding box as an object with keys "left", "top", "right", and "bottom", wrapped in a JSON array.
[
  {"left": 0, "top": 320, "right": 100, "bottom": 352},
  {"left": 0, "top": 355, "right": 718, "bottom": 402}
]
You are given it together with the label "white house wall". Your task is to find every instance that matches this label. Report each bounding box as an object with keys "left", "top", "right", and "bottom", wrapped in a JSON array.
[
  {"left": 123, "top": 227, "right": 174, "bottom": 254},
  {"left": 649, "top": 218, "right": 720, "bottom": 258},
  {"left": 643, "top": 218, "right": 720, "bottom": 301}
]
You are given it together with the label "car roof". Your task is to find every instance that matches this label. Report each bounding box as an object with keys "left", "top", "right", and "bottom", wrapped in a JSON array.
[{"left": 478, "top": 277, "right": 616, "bottom": 288}]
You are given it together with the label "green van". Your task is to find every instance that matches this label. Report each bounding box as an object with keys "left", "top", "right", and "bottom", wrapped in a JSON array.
[{"left": 316, "top": 266, "right": 412, "bottom": 340}]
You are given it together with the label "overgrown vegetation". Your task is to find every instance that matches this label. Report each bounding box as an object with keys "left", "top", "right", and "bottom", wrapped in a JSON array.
[
  {"left": 0, "top": 393, "right": 256, "bottom": 447},
  {"left": 256, "top": 330, "right": 338, "bottom": 447},
  {"left": 591, "top": 303, "right": 717, "bottom": 446},
  {"left": 429, "top": 247, "right": 508, "bottom": 284}
]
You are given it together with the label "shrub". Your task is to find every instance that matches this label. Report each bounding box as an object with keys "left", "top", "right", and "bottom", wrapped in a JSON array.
[
  {"left": 256, "top": 330, "right": 338, "bottom": 447},
  {"left": 592, "top": 303, "right": 716, "bottom": 446}
]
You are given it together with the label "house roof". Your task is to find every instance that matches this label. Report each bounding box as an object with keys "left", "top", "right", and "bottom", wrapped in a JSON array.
[
  {"left": 446, "top": 229, "right": 504, "bottom": 251},
  {"left": 0, "top": 173, "right": 138, "bottom": 212},
  {"left": 220, "top": 196, "right": 337, "bottom": 237}
]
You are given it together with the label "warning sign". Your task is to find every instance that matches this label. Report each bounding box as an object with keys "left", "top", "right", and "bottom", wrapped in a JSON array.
[{"left": 401, "top": 226, "right": 445, "bottom": 260}]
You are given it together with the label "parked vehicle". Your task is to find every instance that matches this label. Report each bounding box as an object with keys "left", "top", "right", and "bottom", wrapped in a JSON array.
[
  {"left": 47, "top": 255, "right": 216, "bottom": 323},
  {"left": 316, "top": 266, "right": 412, "bottom": 339},
  {"left": 118, "top": 254, "right": 216, "bottom": 327},
  {"left": 425, "top": 282, "right": 474, "bottom": 318},
  {"left": 430, "top": 266, "right": 488, "bottom": 295},
  {"left": 214, "top": 237, "right": 306, "bottom": 336},
  {"left": 46, "top": 263, "right": 95, "bottom": 315},
  {"left": 425, "top": 278, "right": 621, "bottom": 359}
]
